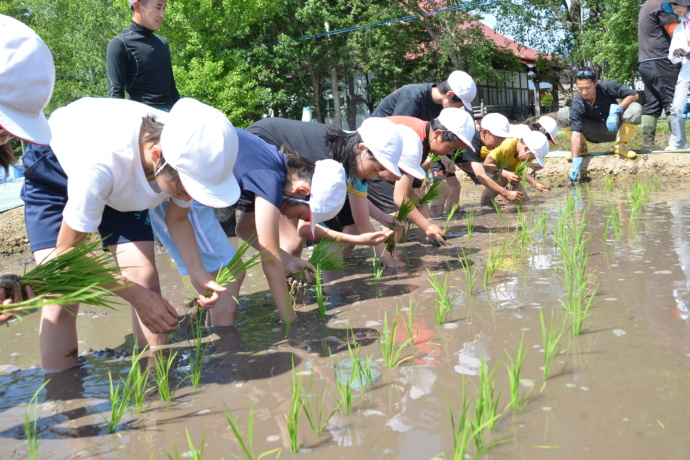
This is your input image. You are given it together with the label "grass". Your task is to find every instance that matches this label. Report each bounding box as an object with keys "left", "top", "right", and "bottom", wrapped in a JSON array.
[
  {"left": 464, "top": 210, "right": 475, "bottom": 237},
  {"left": 225, "top": 404, "right": 282, "bottom": 460},
  {"left": 539, "top": 309, "right": 565, "bottom": 390},
  {"left": 302, "top": 371, "right": 338, "bottom": 436},
  {"left": 426, "top": 270, "right": 456, "bottom": 325},
  {"left": 505, "top": 332, "right": 530, "bottom": 412},
  {"left": 443, "top": 203, "right": 460, "bottom": 233},
  {"left": 106, "top": 371, "right": 130, "bottom": 433},
  {"left": 186, "top": 313, "right": 211, "bottom": 389},
  {"left": 166, "top": 429, "right": 206, "bottom": 460},
  {"left": 313, "top": 262, "right": 327, "bottom": 319},
  {"left": 377, "top": 310, "right": 413, "bottom": 368},
  {"left": 25, "top": 380, "right": 48, "bottom": 460},
  {"left": 286, "top": 362, "right": 302, "bottom": 453},
  {"left": 459, "top": 249, "right": 480, "bottom": 296},
  {"left": 3, "top": 238, "right": 123, "bottom": 315},
  {"left": 154, "top": 350, "right": 178, "bottom": 402}
]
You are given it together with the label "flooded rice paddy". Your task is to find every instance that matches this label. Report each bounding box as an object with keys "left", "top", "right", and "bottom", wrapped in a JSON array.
[{"left": 1, "top": 178, "right": 690, "bottom": 459}]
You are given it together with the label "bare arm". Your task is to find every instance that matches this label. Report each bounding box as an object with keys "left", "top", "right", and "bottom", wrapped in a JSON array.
[
  {"left": 348, "top": 194, "right": 403, "bottom": 267},
  {"left": 393, "top": 174, "right": 446, "bottom": 246},
  {"left": 619, "top": 93, "right": 638, "bottom": 110},
  {"left": 470, "top": 162, "right": 522, "bottom": 201}
]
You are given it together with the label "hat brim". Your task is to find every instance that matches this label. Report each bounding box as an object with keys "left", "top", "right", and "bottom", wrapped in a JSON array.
[
  {"left": 450, "top": 131, "right": 476, "bottom": 152},
  {"left": 371, "top": 151, "right": 402, "bottom": 177},
  {"left": 399, "top": 162, "right": 425, "bottom": 179},
  {"left": 0, "top": 107, "right": 51, "bottom": 145},
  {"left": 462, "top": 99, "right": 473, "bottom": 113},
  {"left": 179, "top": 173, "right": 241, "bottom": 209},
  {"left": 662, "top": 2, "right": 674, "bottom": 14}
]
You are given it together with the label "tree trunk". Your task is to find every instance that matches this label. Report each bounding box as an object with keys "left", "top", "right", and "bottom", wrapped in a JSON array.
[
  {"left": 533, "top": 78, "right": 541, "bottom": 117},
  {"left": 346, "top": 73, "right": 357, "bottom": 130},
  {"left": 330, "top": 67, "right": 342, "bottom": 128}
]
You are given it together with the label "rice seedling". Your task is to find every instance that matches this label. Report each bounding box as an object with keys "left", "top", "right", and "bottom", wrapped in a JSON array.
[
  {"left": 505, "top": 332, "right": 530, "bottom": 412},
  {"left": 286, "top": 362, "right": 302, "bottom": 453},
  {"left": 186, "top": 313, "right": 210, "bottom": 389},
  {"left": 459, "top": 249, "right": 480, "bottom": 296},
  {"left": 539, "top": 309, "right": 565, "bottom": 390},
  {"left": 25, "top": 380, "right": 48, "bottom": 460},
  {"left": 448, "top": 389, "right": 473, "bottom": 459},
  {"left": 426, "top": 270, "right": 456, "bottom": 325},
  {"left": 332, "top": 360, "right": 357, "bottom": 415},
  {"left": 154, "top": 350, "right": 178, "bottom": 402},
  {"left": 443, "top": 203, "right": 460, "bottom": 233},
  {"left": 566, "top": 286, "right": 597, "bottom": 336},
  {"left": 604, "top": 175, "right": 614, "bottom": 192},
  {"left": 107, "top": 371, "right": 131, "bottom": 433},
  {"left": 474, "top": 357, "right": 502, "bottom": 434},
  {"left": 515, "top": 161, "right": 529, "bottom": 190},
  {"left": 537, "top": 210, "right": 548, "bottom": 236},
  {"left": 605, "top": 204, "right": 622, "bottom": 240},
  {"left": 653, "top": 172, "right": 660, "bottom": 190},
  {"left": 302, "top": 371, "right": 339, "bottom": 436},
  {"left": 225, "top": 404, "right": 281, "bottom": 460},
  {"left": 464, "top": 210, "right": 475, "bottom": 237},
  {"left": 384, "top": 197, "right": 418, "bottom": 254},
  {"left": 1, "top": 238, "right": 123, "bottom": 315},
  {"left": 402, "top": 298, "right": 418, "bottom": 342},
  {"left": 378, "top": 310, "right": 413, "bottom": 368},
  {"left": 428, "top": 153, "right": 442, "bottom": 163},
  {"left": 418, "top": 179, "right": 445, "bottom": 207},
  {"left": 313, "top": 262, "right": 327, "bottom": 319},
  {"left": 166, "top": 429, "right": 206, "bottom": 460},
  {"left": 346, "top": 333, "right": 374, "bottom": 388},
  {"left": 490, "top": 199, "right": 503, "bottom": 219},
  {"left": 372, "top": 252, "right": 384, "bottom": 282},
  {"left": 127, "top": 346, "right": 153, "bottom": 414}
]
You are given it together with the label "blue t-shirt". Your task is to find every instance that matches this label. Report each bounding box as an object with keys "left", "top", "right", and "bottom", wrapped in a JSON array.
[{"left": 232, "top": 128, "right": 288, "bottom": 213}]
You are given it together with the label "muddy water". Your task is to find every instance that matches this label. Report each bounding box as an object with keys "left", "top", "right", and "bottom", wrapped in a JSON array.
[{"left": 1, "top": 180, "right": 690, "bottom": 459}]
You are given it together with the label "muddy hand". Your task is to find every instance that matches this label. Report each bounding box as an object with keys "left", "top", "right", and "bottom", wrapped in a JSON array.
[
  {"left": 131, "top": 289, "right": 179, "bottom": 334},
  {"left": 426, "top": 224, "right": 447, "bottom": 246}
]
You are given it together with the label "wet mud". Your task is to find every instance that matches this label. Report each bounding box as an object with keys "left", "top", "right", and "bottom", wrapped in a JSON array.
[{"left": 1, "top": 179, "right": 690, "bottom": 458}]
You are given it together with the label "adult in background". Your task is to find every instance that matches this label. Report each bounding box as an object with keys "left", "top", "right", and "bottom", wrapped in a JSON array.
[
  {"left": 638, "top": 0, "right": 680, "bottom": 151},
  {"left": 557, "top": 69, "right": 642, "bottom": 182},
  {"left": 106, "top": 0, "right": 179, "bottom": 111}
]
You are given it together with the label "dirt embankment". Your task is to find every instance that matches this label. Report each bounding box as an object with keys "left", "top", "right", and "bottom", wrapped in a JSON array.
[{"left": 1, "top": 152, "right": 688, "bottom": 256}]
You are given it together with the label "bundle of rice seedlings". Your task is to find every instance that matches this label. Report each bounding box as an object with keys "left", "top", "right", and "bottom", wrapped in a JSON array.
[
  {"left": 1, "top": 239, "right": 122, "bottom": 314},
  {"left": 427, "top": 153, "right": 442, "bottom": 163},
  {"left": 384, "top": 197, "right": 418, "bottom": 254},
  {"left": 493, "top": 155, "right": 510, "bottom": 183},
  {"left": 514, "top": 161, "right": 529, "bottom": 189},
  {"left": 307, "top": 239, "right": 348, "bottom": 272},
  {"left": 417, "top": 179, "right": 444, "bottom": 207}
]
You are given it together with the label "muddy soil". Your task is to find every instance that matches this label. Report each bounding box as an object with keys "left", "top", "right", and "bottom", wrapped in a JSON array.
[{"left": 0, "top": 181, "right": 689, "bottom": 459}]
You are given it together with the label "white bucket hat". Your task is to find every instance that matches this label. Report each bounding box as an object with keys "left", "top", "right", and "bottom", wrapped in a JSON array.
[
  {"left": 161, "top": 98, "right": 240, "bottom": 208},
  {"left": 309, "top": 159, "right": 347, "bottom": 238},
  {"left": 0, "top": 15, "right": 55, "bottom": 145},
  {"left": 357, "top": 118, "right": 402, "bottom": 177},
  {"left": 480, "top": 113, "right": 513, "bottom": 138},
  {"left": 436, "top": 108, "right": 477, "bottom": 152},
  {"left": 537, "top": 116, "right": 558, "bottom": 144},
  {"left": 447, "top": 71, "right": 477, "bottom": 112},
  {"left": 522, "top": 131, "right": 549, "bottom": 167},
  {"left": 396, "top": 125, "right": 425, "bottom": 179}
]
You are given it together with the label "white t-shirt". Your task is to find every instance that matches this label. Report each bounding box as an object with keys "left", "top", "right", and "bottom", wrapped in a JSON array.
[
  {"left": 48, "top": 98, "right": 191, "bottom": 233},
  {"left": 669, "top": 18, "right": 690, "bottom": 81}
]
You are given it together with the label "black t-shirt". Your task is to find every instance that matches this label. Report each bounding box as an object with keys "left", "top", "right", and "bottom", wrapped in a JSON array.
[
  {"left": 106, "top": 21, "right": 180, "bottom": 106},
  {"left": 638, "top": 0, "right": 677, "bottom": 61},
  {"left": 246, "top": 117, "right": 330, "bottom": 162},
  {"left": 371, "top": 83, "right": 442, "bottom": 122},
  {"left": 569, "top": 81, "right": 637, "bottom": 132}
]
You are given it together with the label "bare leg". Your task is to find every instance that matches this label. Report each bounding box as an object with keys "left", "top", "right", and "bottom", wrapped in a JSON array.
[
  {"left": 109, "top": 241, "right": 167, "bottom": 349},
  {"left": 278, "top": 215, "right": 303, "bottom": 257},
  {"left": 444, "top": 175, "right": 461, "bottom": 210},
  {"left": 35, "top": 247, "right": 80, "bottom": 372},
  {"left": 207, "top": 274, "right": 244, "bottom": 326},
  {"left": 429, "top": 179, "right": 448, "bottom": 218}
]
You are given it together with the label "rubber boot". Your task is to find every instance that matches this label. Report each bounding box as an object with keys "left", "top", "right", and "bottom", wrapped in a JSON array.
[
  {"left": 613, "top": 123, "right": 637, "bottom": 159},
  {"left": 641, "top": 114, "right": 661, "bottom": 152},
  {"left": 564, "top": 128, "right": 589, "bottom": 161}
]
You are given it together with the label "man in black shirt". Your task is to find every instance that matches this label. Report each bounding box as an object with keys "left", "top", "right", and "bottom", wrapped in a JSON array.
[
  {"left": 638, "top": 0, "right": 679, "bottom": 151},
  {"left": 106, "top": 0, "right": 180, "bottom": 111},
  {"left": 558, "top": 69, "right": 641, "bottom": 181}
]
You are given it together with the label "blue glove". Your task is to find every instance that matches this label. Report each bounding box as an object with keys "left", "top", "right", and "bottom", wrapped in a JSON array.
[
  {"left": 683, "top": 98, "right": 690, "bottom": 119},
  {"left": 606, "top": 104, "right": 622, "bottom": 131},
  {"left": 569, "top": 156, "right": 583, "bottom": 183}
]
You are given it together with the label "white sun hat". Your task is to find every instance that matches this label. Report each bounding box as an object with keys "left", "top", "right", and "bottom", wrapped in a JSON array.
[
  {"left": 537, "top": 116, "right": 558, "bottom": 144},
  {"left": 0, "top": 15, "right": 55, "bottom": 145},
  {"left": 357, "top": 117, "right": 402, "bottom": 177},
  {"left": 447, "top": 70, "right": 477, "bottom": 112},
  {"left": 437, "top": 108, "right": 477, "bottom": 152},
  {"left": 162, "top": 98, "right": 240, "bottom": 208},
  {"left": 480, "top": 113, "right": 514, "bottom": 138},
  {"left": 396, "top": 125, "right": 425, "bottom": 179},
  {"left": 522, "top": 131, "right": 549, "bottom": 167},
  {"left": 309, "top": 159, "right": 347, "bottom": 238}
]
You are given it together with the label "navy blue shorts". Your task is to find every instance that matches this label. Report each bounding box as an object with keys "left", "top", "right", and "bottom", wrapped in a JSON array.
[{"left": 21, "top": 144, "right": 153, "bottom": 252}]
